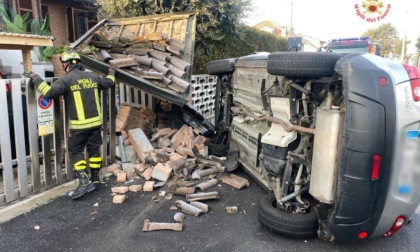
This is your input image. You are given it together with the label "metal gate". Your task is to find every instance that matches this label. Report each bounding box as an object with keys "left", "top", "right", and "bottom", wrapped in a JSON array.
[
  {"left": 0, "top": 76, "right": 208, "bottom": 205},
  {"left": 0, "top": 78, "right": 117, "bottom": 205}
]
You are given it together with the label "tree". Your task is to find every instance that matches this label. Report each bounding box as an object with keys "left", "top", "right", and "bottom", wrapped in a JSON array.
[
  {"left": 416, "top": 33, "right": 420, "bottom": 52},
  {"left": 362, "top": 23, "right": 402, "bottom": 57}
]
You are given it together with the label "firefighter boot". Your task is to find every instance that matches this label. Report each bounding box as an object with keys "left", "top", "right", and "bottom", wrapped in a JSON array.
[
  {"left": 91, "top": 169, "right": 101, "bottom": 190},
  {"left": 71, "top": 169, "right": 95, "bottom": 200}
]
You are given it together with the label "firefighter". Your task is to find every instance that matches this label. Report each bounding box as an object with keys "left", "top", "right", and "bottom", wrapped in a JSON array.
[{"left": 24, "top": 49, "right": 116, "bottom": 200}]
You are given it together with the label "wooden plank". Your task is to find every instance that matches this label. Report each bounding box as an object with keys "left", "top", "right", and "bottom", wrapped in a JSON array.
[
  {"left": 22, "top": 49, "right": 32, "bottom": 72},
  {"left": 0, "top": 35, "right": 53, "bottom": 47}
]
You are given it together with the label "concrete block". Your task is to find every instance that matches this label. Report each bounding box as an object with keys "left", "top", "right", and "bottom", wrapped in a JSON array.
[
  {"left": 128, "top": 128, "right": 155, "bottom": 163},
  {"left": 151, "top": 162, "right": 172, "bottom": 182},
  {"left": 124, "top": 145, "right": 139, "bottom": 163},
  {"left": 113, "top": 195, "right": 126, "bottom": 204},
  {"left": 193, "top": 85, "right": 201, "bottom": 92}
]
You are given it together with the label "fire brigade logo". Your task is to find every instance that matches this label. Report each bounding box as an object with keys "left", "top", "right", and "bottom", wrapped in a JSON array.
[
  {"left": 362, "top": 0, "right": 384, "bottom": 14},
  {"left": 355, "top": 0, "right": 391, "bottom": 22}
]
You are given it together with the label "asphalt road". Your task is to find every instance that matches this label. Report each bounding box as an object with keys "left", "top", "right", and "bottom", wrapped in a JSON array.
[{"left": 0, "top": 168, "right": 418, "bottom": 252}]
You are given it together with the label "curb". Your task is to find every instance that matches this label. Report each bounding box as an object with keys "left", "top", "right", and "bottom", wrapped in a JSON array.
[{"left": 0, "top": 180, "right": 77, "bottom": 224}]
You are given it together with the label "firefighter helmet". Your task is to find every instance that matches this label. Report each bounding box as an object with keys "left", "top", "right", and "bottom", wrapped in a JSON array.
[{"left": 60, "top": 50, "right": 81, "bottom": 64}]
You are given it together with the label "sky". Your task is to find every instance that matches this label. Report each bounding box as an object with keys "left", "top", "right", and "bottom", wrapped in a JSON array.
[{"left": 245, "top": 0, "right": 420, "bottom": 54}]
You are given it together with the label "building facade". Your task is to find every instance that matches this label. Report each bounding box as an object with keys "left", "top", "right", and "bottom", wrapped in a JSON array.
[{"left": 2, "top": 0, "right": 97, "bottom": 46}]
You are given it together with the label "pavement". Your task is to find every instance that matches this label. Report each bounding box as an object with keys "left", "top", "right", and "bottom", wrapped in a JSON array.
[{"left": 0, "top": 168, "right": 419, "bottom": 252}]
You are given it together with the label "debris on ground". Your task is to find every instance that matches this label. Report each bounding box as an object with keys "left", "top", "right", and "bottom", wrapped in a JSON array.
[
  {"left": 142, "top": 219, "right": 183, "bottom": 232},
  {"left": 101, "top": 117, "right": 250, "bottom": 228},
  {"left": 112, "top": 195, "right": 126, "bottom": 204},
  {"left": 221, "top": 174, "right": 250, "bottom": 190},
  {"left": 226, "top": 206, "right": 238, "bottom": 214}
]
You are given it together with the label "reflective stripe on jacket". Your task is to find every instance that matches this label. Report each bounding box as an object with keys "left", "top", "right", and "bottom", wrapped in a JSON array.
[{"left": 37, "top": 64, "right": 115, "bottom": 130}]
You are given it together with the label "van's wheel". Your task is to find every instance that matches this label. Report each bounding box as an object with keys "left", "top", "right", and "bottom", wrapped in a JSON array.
[
  {"left": 267, "top": 52, "right": 341, "bottom": 78},
  {"left": 207, "top": 58, "right": 238, "bottom": 75},
  {"left": 257, "top": 194, "right": 319, "bottom": 238}
]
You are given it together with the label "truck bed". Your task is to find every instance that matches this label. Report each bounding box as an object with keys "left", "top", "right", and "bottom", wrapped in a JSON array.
[{"left": 71, "top": 11, "right": 196, "bottom": 106}]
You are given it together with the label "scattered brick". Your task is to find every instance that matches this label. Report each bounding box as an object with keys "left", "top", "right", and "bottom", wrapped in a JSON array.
[
  {"left": 129, "top": 184, "right": 143, "bottom": 192},
  {"left": 151, "top": 162, "right": 172, "bottom": 182},
  {"left": 143, "top": 181, "right": 155, "bottom": 191},
  {"left": 117, "top": 172, "right": 127, "bottom": 183},
  {"left": 142, "top": 168, "right": 153, "bottom": 180},
  {"left": 113, "top": 194, "right": 126, "bottom": 204},
  {"left": 111, "top": 186, "right": 129, "bottom": 194},
  {"left": 107, "top": 163, "right": 121, "bottom": 173}
]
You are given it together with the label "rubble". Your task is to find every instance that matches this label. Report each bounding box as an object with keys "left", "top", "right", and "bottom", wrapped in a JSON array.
[
  {"left": 175, "top": 200, "right": 204, "bottom": 217},
  {"left": 186, "top": 192, "right": 220, "bottom": 202},
  {"left": 116, "top": 172, "right": 127, "bottom": 183},
  {"left": 226, "top": 206, "right": 238, "bottom": 214},
  {"left": 142, "top": 168, "right": 153, "bottom": 180},
  {"left": 195, "top": 179, "right": 218, "bottom": 191},
  {"left": 104, "top": 120, "right": 254, "bottom": 230},
  {"left": 221, "top": 174, "right": 250, "bottom": 190},
  {"left": 173, "top": 212, "right": 186, "bottom": 222},
  {"left": 113, "top": 195, "right": 126, "bottom": 204},
  {"left": 191, "top": 168, "right": 220, "bottom": 180},
  {"left": 151, "top": 162, "right": 172, "bottom": 182},
  {"left": 143, "top": 181, "right": 155, "bottom": 192},
  {"left": 111, "top": 186, "right": 129, "bottom": 194},
  {"left": 190, "top": 202, "right": 209, "bottom": 213},
  {"left": 128, "top": 128, "right": 155, "bottom": 163},
  {"left": 173, "top": 187, "right": 196, "bottom": 195},
  {"left": 142, "top": 219, "right": 183, "bottom": 232},
  {"left": 128, "top": 185, "right": 142, "bottom": 192}
]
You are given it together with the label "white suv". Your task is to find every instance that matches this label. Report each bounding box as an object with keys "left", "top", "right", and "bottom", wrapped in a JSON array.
[{"left": 207, "top": 52, "right": 420, "bottom": 242}]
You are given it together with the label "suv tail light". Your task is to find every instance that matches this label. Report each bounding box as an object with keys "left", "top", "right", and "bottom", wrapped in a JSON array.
[
  {"left": 402, "top": 64, "right": 420, "bottom": 102},
  {"left": 384, "top": 216, "right": 406, "bottom": 237}
]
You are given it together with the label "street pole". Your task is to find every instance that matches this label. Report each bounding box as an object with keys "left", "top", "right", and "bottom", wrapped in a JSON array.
[
  {"left": 400, "top": 11, "right": 408, "bottom": 63},
  {"left": 290, "top": 0, "right": 293, "bottom": 36}
]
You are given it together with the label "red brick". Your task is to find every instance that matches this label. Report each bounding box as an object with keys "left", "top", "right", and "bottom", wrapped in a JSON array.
[
  {"left": 113, "top": 195, "right": 126, "bottom": 204},
  {"left": 142, "top": 168, "right": 153, "bottom": 180},
  {"left": 111, "top": 186, "right": 129, "bottom": 194},
  {"left": 107, "top": 163, "right": 122, "bottom": 173},
  {"left": 143, "top": 181, "right": 155, "bottom": 192},
  {"left": 117, "top": 172, "right": 127, "bottom": 182},
  {"left": 129, "top": 184, "right": 142, "bottom": 192}
]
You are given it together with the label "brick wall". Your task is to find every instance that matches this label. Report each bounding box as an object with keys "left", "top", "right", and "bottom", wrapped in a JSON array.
[
  {"left": 38, "top": 0, "right": 97, "bottom": 47},
  {"left": 42, "top": 0, "right": 68, "bottom": 47}
]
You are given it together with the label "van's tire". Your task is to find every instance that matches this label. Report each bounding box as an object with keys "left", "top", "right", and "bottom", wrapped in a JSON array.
[
  {"left": 267, "top": 52, "right": 341, "bottom": 78},
  {"left": 257, "top": 194, "right": 318, "bottom": 238},
  {"left": 207, "top": 58, "right": 238, "bottom": 75}
]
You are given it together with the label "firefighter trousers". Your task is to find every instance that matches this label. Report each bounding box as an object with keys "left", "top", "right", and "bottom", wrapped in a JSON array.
[{"left": 68, "top": 127, "right": 102, "bottom": 172}]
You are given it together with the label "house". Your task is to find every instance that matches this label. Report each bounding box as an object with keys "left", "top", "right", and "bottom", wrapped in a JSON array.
[
  {"left": 0, "top": 0, "right": 98, "bottom": 77},
  {"left": 252, "top": 20, "right": 324, "bottom": 52},
  {"left": 3, "top": 0, "right": 98, "bottom": 46}
]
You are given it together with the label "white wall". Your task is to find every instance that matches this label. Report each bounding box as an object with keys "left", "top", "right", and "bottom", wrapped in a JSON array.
[{"left": 0, "top": 50, "right": 53, "bottom": 79}]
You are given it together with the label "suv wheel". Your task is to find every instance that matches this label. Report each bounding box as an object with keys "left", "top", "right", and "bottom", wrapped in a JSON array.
[
  {"left": 207, "top": 58, "right": 238, "bottom": 75},
  {"left": 257, "top": 194, "right": 319, "bottom": 238},
  {"left": 267, "top": 52, "right": 341, "bottom": 78}
]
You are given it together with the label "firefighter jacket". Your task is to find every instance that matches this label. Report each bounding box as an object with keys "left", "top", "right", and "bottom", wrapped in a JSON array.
[{"left": 36, "top": 64, "right": 115, "bottom": 130}]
